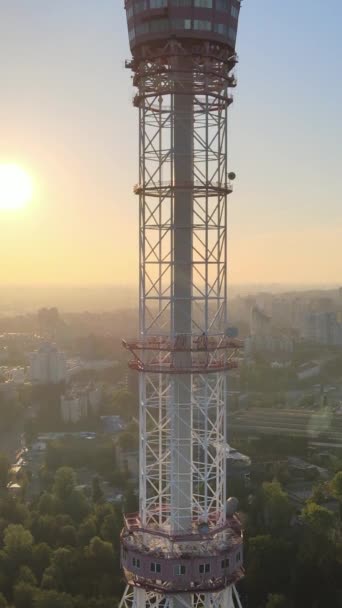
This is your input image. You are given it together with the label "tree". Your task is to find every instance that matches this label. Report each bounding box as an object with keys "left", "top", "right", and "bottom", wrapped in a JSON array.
[
  {"left": 52, "top": 468, "right": 76, "bottom": 501},
  {"left": 40, "top": 567, "right": 58, "bottom": 592},
  {"left": 88, "top": 537, "right": 114, "bottom": 569},
  {"left": 293, "top": 502, "right": 340, "bottom": 608},
  {"left": 331, "top": 471, "right": 342, "bottom": 500},
  {"left": 58, "top": 525, "right": 77, "bottom": 548},
  {"left": 64, "top": 489, "right": 90, "bottom": 523},
  {"left": 30, "top": 515, "right": 58, "bottom": 546},
  {"left": 3, "top": 524, "right": 33, "bottom": 564},
  {"left": 0, "top": 593, "right": 7, "bottom": 608},
  {"left": 38, "top": 493, "right": 62, "bottom": 516},
  {"left": 261, "top": 482, "right": 293, "bottom": 532},
  {"left": 94, "top": 503, "right": 114, "bottom": 528},
  {"left": 100, "top": 513, "right": 121, "bottom": 544},
  {"left": 0, "top": 454, "right": 10, "bottom": 488},
  {"left": 35, "top": 590, "right": 74, "bottom": 608},
  {"left": 13, "top": 582, "right": 36, "bottom": 608},
  {"left": 265, "top": 594, "right": 288, "bottom": 608},
  {"left": 0, "top": 496, "right": 30, "bottom": 526},
  {"left": 0, "top": 550, "right": 10, "bottom": 596},
  {"left": 246, "top": 535, "right": 293, "bottom": 608},
  {"left": 18, "top": 566, "right": 37, "bottom": 587},
  {"left": 31, "top": 543, "right": 52, "bottom": 582},
  {"left": 124, "top": 487, "right": 138, "bottom": 513},
  {"left": 92, "top": 476, "right": 104, "bottom": 503},
  {"left": 78, "top": 517, "right": 97, "bottom": 546},
  {"left": 301, "top": 502, "right": 335, "bottom": 538}
]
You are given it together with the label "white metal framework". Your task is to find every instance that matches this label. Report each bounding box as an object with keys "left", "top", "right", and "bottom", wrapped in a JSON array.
[
  {"left": 120, "top": 39, "right": 243, "bottom": 608},
  {"left": 120, "top": 584, "right": 243, "bottom": 608}
]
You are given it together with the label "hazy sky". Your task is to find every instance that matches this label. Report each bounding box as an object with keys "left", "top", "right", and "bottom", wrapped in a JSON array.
[{"left": 0, "top": 0, "right": 341, "bottom": 286}]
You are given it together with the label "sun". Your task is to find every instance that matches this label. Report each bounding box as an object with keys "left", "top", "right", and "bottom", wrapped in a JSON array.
[{"left": 0, "top": 164, "right": 33, "bottom": 211}]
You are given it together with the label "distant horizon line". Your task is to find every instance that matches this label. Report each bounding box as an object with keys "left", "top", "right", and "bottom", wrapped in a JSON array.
[{"left": 0, "top": 282, "right": 340, "bottom": 290}]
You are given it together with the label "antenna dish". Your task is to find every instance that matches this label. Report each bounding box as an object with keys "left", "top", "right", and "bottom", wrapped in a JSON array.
[{"left": 228, "top": 172, "right": 236, "bottom": 181}]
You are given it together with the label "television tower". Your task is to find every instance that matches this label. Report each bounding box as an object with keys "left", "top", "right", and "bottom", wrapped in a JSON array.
[{"left": 120, "top": 2, "right": 243, "bottom": 607}]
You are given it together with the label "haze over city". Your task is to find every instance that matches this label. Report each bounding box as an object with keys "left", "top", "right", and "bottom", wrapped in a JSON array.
[
  {"left": 0, "top": 3, "right": 342, "bottom": 608},
  {"left": 1, "top": 0, "right": 341, "bottom": 287}
]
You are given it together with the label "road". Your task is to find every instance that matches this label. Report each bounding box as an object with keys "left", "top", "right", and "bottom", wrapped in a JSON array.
[{"left": 230, "top": 408, "right": 342, "bottom": 446}]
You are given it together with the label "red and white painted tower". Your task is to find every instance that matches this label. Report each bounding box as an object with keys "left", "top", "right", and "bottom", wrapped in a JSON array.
[{"left": 120, "top": 2, "right": 243, "bottom": 607}]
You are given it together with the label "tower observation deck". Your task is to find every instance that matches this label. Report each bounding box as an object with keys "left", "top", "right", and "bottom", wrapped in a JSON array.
[{"left": 120, "top": 2, "right": 243, "bottom": 608}]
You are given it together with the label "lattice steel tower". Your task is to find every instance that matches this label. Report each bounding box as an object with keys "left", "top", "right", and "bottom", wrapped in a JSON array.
[{"left": 120, "top": 2, "right": 243, "bottom": 607}]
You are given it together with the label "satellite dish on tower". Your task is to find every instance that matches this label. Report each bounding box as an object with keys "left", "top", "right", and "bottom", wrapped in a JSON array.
[{"left": 228, "top": 172, "right": 236, "bottom": 181}]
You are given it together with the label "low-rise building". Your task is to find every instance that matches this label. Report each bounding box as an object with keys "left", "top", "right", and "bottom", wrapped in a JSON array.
[
  {"left": 61, "top": 395, "right": 88, "bottom": 424},
  {"left": 297, "top": 361, "right": 321, "bottom": 381},
  {"left": 61, "top": 385, "right": 103, "bottom": 423},
  {"left": 8, "top": 367, "right": 26, "bottom": 384},
  {"left": 101, "top": 415, "right": 126, "bottom": 434}
]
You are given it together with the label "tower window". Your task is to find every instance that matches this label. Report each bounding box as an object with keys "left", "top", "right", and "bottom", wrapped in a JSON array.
[
  {"left": 214, "top": 23, "right": 227, "bottom": 35},
  {"left": 216, "top": 0, "right": 228, "bottom": 12},
  {"left": 136, "top": 23, "right": 149, "bottom": 35},
  {"left": 231, "top": 5, "right": 239, "bottom": 19},
  {"left": 171, "top": 0, "right": 191, "bottom": 5},
  {"left": 150, "top": 0, "right": 168, "bottom": 7},
  {"left": 150, "top": 18, "right": 169, "bottom": 32},
  {"left": 134, "top": 0, "right": 148, "bottom": 13},
  {"left": 172, "top": 18, "right": 192, "bottom": 30},
  {"left": 126, "top": 6, "right": 134, "bottom": 19},
  {"left": 194, "top": 0, "right": 213, "bottom": 7},
  {"left": 193, "top": 20, "right": 211, "bottom": 31},
  {"left": 174, "top": 564, "right": 186, "bottom": 575},
  {"left": 229, "top": 27, "right": 237, "bottom": 42}
]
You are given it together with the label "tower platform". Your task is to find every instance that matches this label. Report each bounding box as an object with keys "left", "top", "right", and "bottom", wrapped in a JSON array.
[{"left": 121, "top": 512, "right": 244, "bottom": 594}]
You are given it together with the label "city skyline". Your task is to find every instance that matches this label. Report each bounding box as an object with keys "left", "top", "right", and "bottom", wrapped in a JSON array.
[{"left": 0, "top": 0, "right": 341, "bottom": 286}]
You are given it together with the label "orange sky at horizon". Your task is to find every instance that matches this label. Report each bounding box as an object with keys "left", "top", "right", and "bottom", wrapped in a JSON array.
[
  {"left": 1, "top": 178, "right": 341, "bottom": 286},
  {"left": 1, "top": 1, "right": 341, "bottom": 288}
]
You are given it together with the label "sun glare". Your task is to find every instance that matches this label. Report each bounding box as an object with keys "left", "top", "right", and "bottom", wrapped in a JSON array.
[{"left": 0, "top": 164, "right": 33, "bottom": 211}]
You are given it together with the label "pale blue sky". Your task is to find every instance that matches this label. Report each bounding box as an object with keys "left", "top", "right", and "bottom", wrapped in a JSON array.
[{"left": 0, "top": 1, "right": 341, "bottom": 284}]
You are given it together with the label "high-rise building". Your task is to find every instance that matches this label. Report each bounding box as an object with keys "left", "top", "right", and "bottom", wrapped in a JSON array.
[
  {"left": 29, "top": 342, "right": 66, "bottom": 385},
  {"left": 120, "top": 2, "right": 243, "bottom": 608},
  {"left": 250, "top": 306, "right": 271, "bottom": 336},
  {"left": 303, "top": 312, "right": 342, "bottom": 346}
]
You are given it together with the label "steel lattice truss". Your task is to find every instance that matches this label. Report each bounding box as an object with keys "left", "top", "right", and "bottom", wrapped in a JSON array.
[
  {"left": 136, "top": 45, "right": 234, "bottom": 338},
  {"left": 121, "top": 41, "right": 243, "bottom": 608},
  {"left": 139, "top": 371, "right": 227, "bottom": 526},
  {"left": 120, "top": 584, "right": 243, "bottom": 608},
  {"left": 135, "top": 40, "right": 236, "bottom": 529}
]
